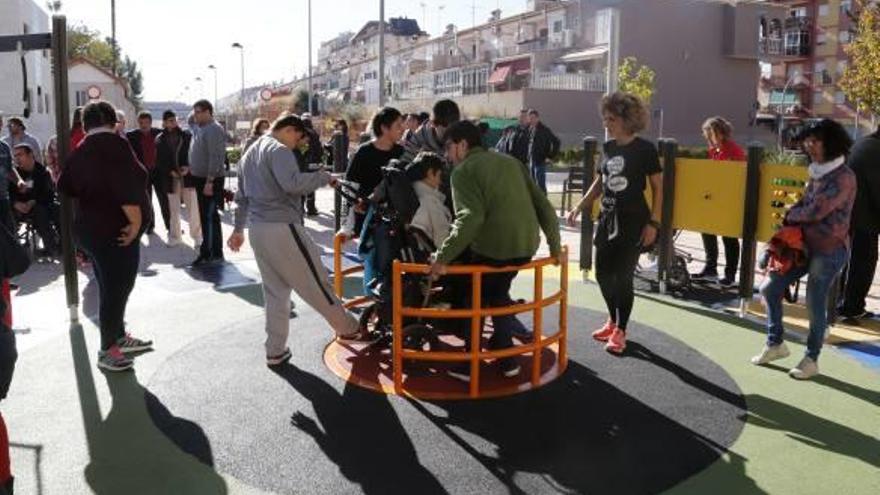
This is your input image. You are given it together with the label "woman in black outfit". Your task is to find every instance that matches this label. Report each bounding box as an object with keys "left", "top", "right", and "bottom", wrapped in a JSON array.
[
  {"left": 343, "top": 107, "right": 405, "bottom": 236},
  {"left": 567, "top": 92, "right": 663, "bottom": 354},
  {"left": 58, "top": 101, "right": 154, "bottom": 372}
]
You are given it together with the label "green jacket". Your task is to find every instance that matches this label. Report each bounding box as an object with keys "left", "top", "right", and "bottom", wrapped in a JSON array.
[{"left": 436, "top": 147, "right": 561, "bottom": 264}]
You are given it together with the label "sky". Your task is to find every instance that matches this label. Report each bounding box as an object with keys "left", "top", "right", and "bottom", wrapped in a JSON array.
[{"left": 56, "top": 0, "right": 529, "bottom": 102}]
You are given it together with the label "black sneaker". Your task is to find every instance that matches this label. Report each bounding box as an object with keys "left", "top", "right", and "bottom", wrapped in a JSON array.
[
  {"left": 719, "top": 276, "right": 737, "bottom": 288},
  {"left": 306, "top": 209, "right": 320, "bottom": 217},
  {"left": 190, "top": 256, "right": 208, "bottom": 267},
  {"left": 691, "top": 269, "right": 718, "bottom": 281},
  {"left": 266, "top": 348, "right": 292, "bottom": 366},
  {"left": 838, "top": 309, "right": 873, "bottom": 322},
  {"left": 499, "top": 358, "right": 521, "bottom": 378}
]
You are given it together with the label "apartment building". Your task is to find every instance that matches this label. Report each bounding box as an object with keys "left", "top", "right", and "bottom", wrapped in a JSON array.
[
  {"left": 0, "top": 0, "right": 55, "bottom": 144},
  {"left": 254, "top": 0, "right": 788, "bottom": 146},
  {"left": 762, "top": 0, "right": 868, "bottom": 130}
]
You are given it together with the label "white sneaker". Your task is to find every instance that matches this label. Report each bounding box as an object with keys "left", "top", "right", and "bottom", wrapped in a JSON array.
[
  {"left": 789, "top": 357, "right": 819, "bottom": 380},
  {"left": 750, "top": 342, "right": 791, "bottom": 365}
]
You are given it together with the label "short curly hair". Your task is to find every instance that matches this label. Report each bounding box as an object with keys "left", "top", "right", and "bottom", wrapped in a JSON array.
[
  {"left": 600, "top": 92, "right": 648, "bottom": 134},
  {"left": 798, "top": 118, "right": 853, "bottom": 162}
]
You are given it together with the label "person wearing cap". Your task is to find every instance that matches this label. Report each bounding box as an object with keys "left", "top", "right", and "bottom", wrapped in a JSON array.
[{"left": 2, "top": 117, "right": 42, "bottom": 156}]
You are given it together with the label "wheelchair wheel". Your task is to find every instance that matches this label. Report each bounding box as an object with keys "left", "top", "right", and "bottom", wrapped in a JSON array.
[
  {"left": 667, "top": 255, "right": 691, "bottom": 291},
  {"left": 358, "top": 304, "right": 378, "bottom": 333},
  {"left": 402, "top": 323, "right": 437, "bottom": 352}
]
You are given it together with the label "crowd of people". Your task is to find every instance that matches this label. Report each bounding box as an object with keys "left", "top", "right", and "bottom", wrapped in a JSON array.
[{"left": 0, "top": 89, "right": 878, "bottom": 385}]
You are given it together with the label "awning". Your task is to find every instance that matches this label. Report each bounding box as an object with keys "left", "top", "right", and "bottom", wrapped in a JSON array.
[
  {"left": 488, "top": 65, "right": 511, "bottom": 85},
  {"left": 557, "top": 46, "right": 609, "bottom": 64}
]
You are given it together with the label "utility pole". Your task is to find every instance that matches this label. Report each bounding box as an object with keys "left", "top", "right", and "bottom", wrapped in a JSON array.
[
  {"left": 379, "top": 0, "right": 386, "bottom": 106},
  {"left": 232, "top": 42, "right": 245, "bottom": 110},
  {"left": 308, "top": 0, "right": 313, "bottom": 114},
  {"left": 110, "top": 0, "right": 117, "bottom": 75},
  {"left": 208, "top": 64, "right": 218, "bottom": 106}
]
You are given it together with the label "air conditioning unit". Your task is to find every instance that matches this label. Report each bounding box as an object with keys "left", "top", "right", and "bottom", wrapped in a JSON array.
[{"left": 563, "top": 29, "right": 575, "bottom": 48}]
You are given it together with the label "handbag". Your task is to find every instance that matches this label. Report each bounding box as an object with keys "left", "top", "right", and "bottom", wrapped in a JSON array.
[{"left": 0, "top": 222, "right": 30, "bottom": 278}]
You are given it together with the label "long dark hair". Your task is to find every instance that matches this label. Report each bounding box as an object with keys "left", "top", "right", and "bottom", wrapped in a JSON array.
[
  {"left": 72, "top": 106, "right": 83, "bottom": 131},
  {"left": 799, "top": 118, "right": 853, "bottom": 162}
]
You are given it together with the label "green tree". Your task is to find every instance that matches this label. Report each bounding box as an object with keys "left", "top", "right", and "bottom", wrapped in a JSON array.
[
  {"left": 67, "top": 24, "right": 115, "bottom": 70},
  {"left": 120, "top": 55, "right": 143, "bottom": 108},
  {"left": 617, "top": 56, "right": 656, "bottom": 105},
  {"left": 66, "top": 24, "right": 144, "bottom": 110},
  {"left": 840, "top": 0, "right": 880, "bottom": 117}
]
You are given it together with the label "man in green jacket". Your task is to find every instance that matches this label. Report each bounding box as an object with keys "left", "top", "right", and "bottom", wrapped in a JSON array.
[{"left": 430, "top": 121, "right": 561, "bottom": 378}]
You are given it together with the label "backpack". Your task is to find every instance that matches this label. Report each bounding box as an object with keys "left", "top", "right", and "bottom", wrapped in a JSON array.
[{"left": 372, "top": 165, "right": 420, "bottom": 226}]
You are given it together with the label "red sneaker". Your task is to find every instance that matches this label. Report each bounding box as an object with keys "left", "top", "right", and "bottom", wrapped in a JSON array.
[
  {"left": 605, "top": 329, "right": 627, "bottom": 354},
  {"left": 592, "top": 320, "right": 617, "bottom": 342}
]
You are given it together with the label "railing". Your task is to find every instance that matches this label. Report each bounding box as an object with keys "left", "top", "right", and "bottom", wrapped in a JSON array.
[
  {"left": 531, "top": 71, "right": 606, "bottom": 92},
  {"left": 392, "top": 247, "right": 568, "bottom": 398},
  {"left": 333, "top": 233, "right": 569, "bottom": 399},
  {"left": 759, "top": 37, "right": 784, "bottom": 56}
]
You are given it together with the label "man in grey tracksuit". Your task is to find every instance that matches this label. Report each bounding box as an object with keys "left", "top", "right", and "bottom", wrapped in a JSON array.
[{"left": 228, "top": 114, "right": 360, "bottom": 365}]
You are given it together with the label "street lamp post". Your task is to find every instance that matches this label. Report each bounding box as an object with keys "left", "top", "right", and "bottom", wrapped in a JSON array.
[
  {"left": 776, "top": 70, "right": 810, "bottom": 150},
  {"left": 308, "top": 0, "right": 313, "bottom": 114},
  {"left": 232, "top": 42, "right": 245, "bottom": 112},
  {"left": 379, "top": 0, "right": 385, "bottom": 106},
  {"left": 208, "top": 64, "right": 218, "bottom": 106}
]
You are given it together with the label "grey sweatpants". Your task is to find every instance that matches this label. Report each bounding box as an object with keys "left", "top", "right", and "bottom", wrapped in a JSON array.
[{"left": 249, "top": 222, "right": 359, "bottom": 356}]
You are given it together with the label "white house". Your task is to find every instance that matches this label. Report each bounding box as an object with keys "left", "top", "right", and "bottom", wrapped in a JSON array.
[
  {"left": 68, "top": 58, "right": 136, "bottom": 125},
  {"left": 0, "top": 0, "right": 55, "bottom": 146}
]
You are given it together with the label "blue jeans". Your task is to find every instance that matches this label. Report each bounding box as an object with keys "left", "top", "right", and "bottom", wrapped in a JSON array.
[
  {"left": 760, "top": 247, "right": 847, "bottom": 361},
  {"left": 530, "top": 161, "right": 547, "bottom": 193}
]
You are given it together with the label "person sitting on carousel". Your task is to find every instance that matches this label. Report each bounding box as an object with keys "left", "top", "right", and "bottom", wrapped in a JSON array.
[{"left": 428, "top": 120, "right": 561, "bottom": 379}]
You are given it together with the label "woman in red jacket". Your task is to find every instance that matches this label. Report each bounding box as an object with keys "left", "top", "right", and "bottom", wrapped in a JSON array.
[{"left": 692, "top": 116, "right": 746, "bottom": 287}]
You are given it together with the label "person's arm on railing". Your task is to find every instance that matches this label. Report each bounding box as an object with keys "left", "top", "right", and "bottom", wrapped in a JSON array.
[{"left": 566, "top": 176, "right": 602, "bottom": 226}]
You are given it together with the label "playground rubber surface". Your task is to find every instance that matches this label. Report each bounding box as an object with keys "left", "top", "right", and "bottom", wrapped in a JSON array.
[
  {"left": 4, "top": 195, "right": 879, "bottom": 494},
  {"left": 146, "top": 306, "right": 745, "bottom": 495}
]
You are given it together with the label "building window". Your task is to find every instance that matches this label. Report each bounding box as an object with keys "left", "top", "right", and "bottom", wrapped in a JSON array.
[
  {"left": 818, "top": 3, "right": 829, "bottom": 17},
  {"left": 813, "top": 89, "right": 824, "bottom": 105},
  {"left": 839, "top": 30, "right": 852, "bottom": 44},
  {"left": 595, "top": 9, "right": 611, "bottom": 45},
  {"left": 75, "top": 90, "right": 88, "bottom": 106},
  {"left": 22, "top": 23, "right": 29, "bottom": 34},
  {"left": 816, "top": 32, "right": 827, "bottom": 45},
  {"left": 553, "top": 20, "right": 563, "bottom": 33},
  {"left": 834, "top": 91, "right": 846, "bottom": 104},
  {"left": 814, "top": 61, "right": 832, "bottom": 84},
  {"left": 837, "top": 60, "right": 848, "bottom": 76},
  {"left": 840, "top": 0, "right": 852, "bottom": 14},
  {"left": 790, "top": 7, "right": 808, "bottom": 18}
]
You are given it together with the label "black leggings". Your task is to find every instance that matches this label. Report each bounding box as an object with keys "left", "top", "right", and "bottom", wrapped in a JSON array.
[
  {"left": 79, "top": 234, "right": 140, "bottom": 350},
  {"left": 595, "top": 240, "right": 641, "bottom": 331}
]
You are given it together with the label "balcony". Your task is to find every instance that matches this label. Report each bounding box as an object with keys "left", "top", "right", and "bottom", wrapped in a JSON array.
[
  {"left": 759, "top": 37, "right": 784, "bottom": 55},
  {"left": 531, "top": 71, "right": 606, "bottom": 92}
]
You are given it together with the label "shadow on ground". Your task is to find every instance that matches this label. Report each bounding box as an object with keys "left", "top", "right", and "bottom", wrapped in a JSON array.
[{"left": 68, "top": 323, "right": 228, "bottom": 495}]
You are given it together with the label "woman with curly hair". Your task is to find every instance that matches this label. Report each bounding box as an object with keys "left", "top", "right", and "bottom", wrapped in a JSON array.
[
  {"left": 567, "top": 92, "right": 663, "bottom": 354},
  {"left": 752, "top": 119, "right": 855, "bottom": 380}
]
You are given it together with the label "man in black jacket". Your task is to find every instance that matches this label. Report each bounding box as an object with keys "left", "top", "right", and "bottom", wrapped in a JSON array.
[
  {"left": 298, "top": 114, "right": 324, "bottom": 216},
  {"left": 508, "top": 109, "right": 531, "bottom": 165},
  {"left": 9, "top": 144, "right": 59, "bottom": 256},
  {"left": 839, "top": 126, "right": 880, "bottom": 321},
  {"left": 156, "top": 110, "right": 199, "bottom": 246},
  {"left": 525, "top": 109, "right": 560, "bottom": 193},
  {"left": 126, "top": 111, "right": 164, "bottom": 234}
]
